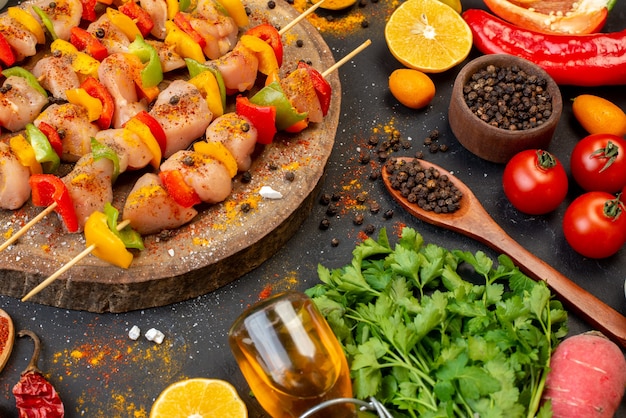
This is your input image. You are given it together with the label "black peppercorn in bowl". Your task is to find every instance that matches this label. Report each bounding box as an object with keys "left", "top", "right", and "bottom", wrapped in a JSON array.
[{"left": 448, "top": 54, "right": 562, "bottom": 164}]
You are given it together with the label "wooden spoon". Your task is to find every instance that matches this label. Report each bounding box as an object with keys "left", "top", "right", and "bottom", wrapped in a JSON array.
[
  {"left": 382, "top": 157, "right": 626, "bottom": 349},
  {"left": 0, "top": 308, "right": 15, "bottom": 372}
]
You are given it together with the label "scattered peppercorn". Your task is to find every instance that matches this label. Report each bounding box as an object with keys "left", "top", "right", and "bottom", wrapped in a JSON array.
[
  {"left": 319, "top": 218, "right": 331, "bottom": 230},
  {"left": 356, "top": 192, "right": 367, "bottom": 204},
  {"left": 364, "top": 224, "right": 376, "bottom": 235},
  {"left": 331, "top": 193, "right": 341, "bottom": 202},
  {"left": 284, "top": 171, "right": 295, "bottom": 182},
  {"left": 240, "top": 203, "right": 251, "bottom": 213},
  {"left": 415, "top": 151, "right": 424, "bottom": 159},
  {"left": 268, "top": 162, "right": 278, "bottom": 170},
  {"left": 267, "top": 0, "right": 276, "bottom": 8},
  {"left": 240, "top": 171, "right": 252, "bottom": 183},
  {"left": 95, "top": 28, "right": 105, "bottom": 38},
  {"left": 439, "top": 144, "right": 449, "bottom": 152},
  {"left": 369, "top": 169, "right": 380, "bottom": 181},
  {"left": 0, "top": 85, "right": 11, "bottom": 94},
  {"left": 353, "top": 214, "right": 364, "bottom": 225},
  {"left": 330, "top": 238, "right": 340, "bottom": 247},
  {"left": 358, "top": 151, "right": 370, "bottom": 164},
  {"left": 319, "top": 193, "right": 332, "bottom": 205},
  {"left": 361, "top": 20, "right": 369, "bottom": 28},
  {"left": 296, "top": 39, "right": 304, "bottom": 48},
  {"left": 326, "top": 204, "right": 340, "bottom": 216},
  {"left": 383, "top": 209, "right": 394, "bottom": 219},
  {"left": 169, "top": 95, "right": 180, "bottom": 105},
  {"left": 370, "top": 201, "right": 381, "bottom": 214}
]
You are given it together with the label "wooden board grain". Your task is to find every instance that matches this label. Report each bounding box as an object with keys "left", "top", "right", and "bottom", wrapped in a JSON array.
[{"left": 0, "top": 0, "right": 341, "bottom": 312}]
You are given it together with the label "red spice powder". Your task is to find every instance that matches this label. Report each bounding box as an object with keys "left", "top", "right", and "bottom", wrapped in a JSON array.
[
  {"left": 0, "top": 317, "right": 9, "bottom": 351},
  {"left": 258, "top": 284, "right": 273, "bottom": 300}
]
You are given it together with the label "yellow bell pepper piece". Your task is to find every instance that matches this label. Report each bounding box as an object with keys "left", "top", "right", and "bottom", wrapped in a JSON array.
[
  {"left": 193, "top": 141, "right": 237, "bottom": 178},
  {"left": 166, "top": 0, "right": 179, "bottom": 20},
  {"left": 84, "top": 211, "right": 134, "bottom": 268},
  {"left": 124, "top": 118, "right": 162, "bottom": 169},
  {"left": 8, "top": 7, "right": 46, "bottom": 44},
  {"left": 189, "top": 70, "right": 223, "bottom": 118},
  {"left": 164, "top": 21, "right": 205, "bottom": 63},
  {"left": 50, "top": 39, "right": 100, "bottom": 78},
  {"left": 216, "top": 0, "right": 249, "bottom": 27},
  {"left": 106, "top": 7, "right": 142, "bottom": 41},
  {"left": 9, "top": 134, "right": 43, "bottom": 175},
  {"left": 240, "top": 34, "right": 279, "bottom": 76},
  {"left": 66, "top": 88, "right": 103, "bottom": 122}
]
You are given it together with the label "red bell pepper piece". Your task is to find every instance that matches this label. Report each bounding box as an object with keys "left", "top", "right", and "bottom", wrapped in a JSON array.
[
  {"left": 133, "top": 110, "right": 167, "bottom": 154},
  {"left": 245, "top": 23, "right": 283, "bottom": 68},
  {"left": 173, "top": 12, "right": 206, "bottom": 48},
  {"left": 235, "top": 95, "right": 277, "bottom": 145},
  {"left": 297, "top": 61, "right": 332, "bottom": 116},
  {"left": 80, "top": 77, "right": 114, "bottom": 129},
  {"left": 36, "top": 121, "right": 63, "bottom": 159},
  {"left": 29, "top": 174, "right": 79, "bottom": 233},
  {"left": 158, "top": 170, "right": 201, "bottom": 208},
  {"left": 70, "top": 27, "right": 108, "bottom": 61},
  {"left": 78, "top": 0, "right": 98, "bottom": 22},
  {"left": 118, "top": 1, "right": 155, "bottom": 38},
  {"left": 0, "top": 33, "right": 16, "bottom": 68}
]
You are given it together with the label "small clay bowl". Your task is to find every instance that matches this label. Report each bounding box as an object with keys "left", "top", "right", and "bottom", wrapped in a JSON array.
[{"left": 449, "top": 54, "right": 562, "bottom": 164}]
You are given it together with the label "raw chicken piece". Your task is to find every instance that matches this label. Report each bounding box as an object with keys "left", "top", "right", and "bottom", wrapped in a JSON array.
[
  {"left": 140, "top": 0, "right": 168, "bottom": 39},
  {"left": 209, "top": 43, "right": 259, "bottom": 93},
  {"left": 95, "top": 128, "right": 154, "bottom": 172},
  {"left": 0, "top": 76, "right": 48, "bottom": 132},
  {"left": 23, "top": 0, "right": 83, "bottom": 41},
  {"left": 87, "top": 14, "right": 131, "bottom": 55},
  {"left": 280, "top": 68, "right": 324, "bottom": 123},
  {"left": 0, "top": 142, "right": 31, "bottom": 210},
  {"left": 0, "top": 15, "right": 37, "bottom": 61},
  {"left": 205, "top": 113, "right": 257, "bottom": 172},
  {"left": 123, "top": 173, "right": 198, "bottom": 235},
  {"left": 31, "top": 54, "right": 81, "bottom": 100}
]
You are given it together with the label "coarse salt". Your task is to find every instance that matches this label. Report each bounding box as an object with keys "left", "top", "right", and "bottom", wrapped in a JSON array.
[
  {"left": 259, "top": 186, "right": 283, "bottom": 199},
  {"left": 128, "top": 325, "right": 141, "bottom": 340},
  {"left": 145, "top": 328, "right": 165, "bottom": 344}
]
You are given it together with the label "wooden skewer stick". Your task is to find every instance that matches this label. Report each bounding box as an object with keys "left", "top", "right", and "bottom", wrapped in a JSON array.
[
  {"left": 21, "top": 219, "right": 132, "bottom": 302},
  {"left": 279, "top": 0, "right": 327, "bottom": 35},
  {"left": 0, "top": 202, "right": 58, "bottom": 252},
  {"left": 322, "top": 39, "right": 372, "bottom": 78}
]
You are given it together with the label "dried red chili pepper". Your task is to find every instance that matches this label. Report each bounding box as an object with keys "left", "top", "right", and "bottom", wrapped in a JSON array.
[
  {"left": 462, "top": 9, "right": 626, "bottom": 86},
  {"left": 12, "top": 330, "right": 64, "bottom": 418}
]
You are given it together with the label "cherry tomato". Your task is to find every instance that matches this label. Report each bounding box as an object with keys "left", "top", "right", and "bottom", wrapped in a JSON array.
[
  {"left": 562, "top": 191, "right": 626, "bottom": 259},
  {"left": 570, "top": 133, "right": 626, "bottom": 193},
  {"left": 502, "top": 149, "right": 568, "bottom": 215}
]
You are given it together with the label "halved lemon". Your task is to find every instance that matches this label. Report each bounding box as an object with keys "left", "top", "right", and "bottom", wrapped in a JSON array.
[
  {"left": 149, "top": 378, "right": 248, "bottom": 418},
  {"left": 384, "top": 0, "right": 472, "bottom": 73}
]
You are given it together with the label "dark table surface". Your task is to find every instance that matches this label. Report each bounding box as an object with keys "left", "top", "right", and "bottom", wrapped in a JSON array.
[{"left": 0, "top": 0, "right": 625, "bottom": 416}]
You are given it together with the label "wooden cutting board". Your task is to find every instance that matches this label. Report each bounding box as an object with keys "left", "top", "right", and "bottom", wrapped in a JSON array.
[{"left": 0, "top": 1, "right": 341, "bottom": 312}]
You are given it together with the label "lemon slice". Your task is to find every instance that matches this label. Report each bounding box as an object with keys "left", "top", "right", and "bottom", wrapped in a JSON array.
[
  {"left": 385, "top": 0, "right": 472, "bottom": 73},
  {"left": 150, "top": 378, "right": 248, "bottom": 418}
]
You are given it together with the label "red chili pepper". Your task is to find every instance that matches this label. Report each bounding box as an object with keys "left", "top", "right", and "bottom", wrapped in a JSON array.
[
  {"left": 80, "top": 76, "right": 115, "bottom": 129},
  {"left": 173, "top": 12, "right": 206, "bottom": 48},
  {"left": 12, "top": 330, "right": 64, "bottom": 418},
  {"left": 297, "top": 61, "right": 332, "bottom": 116},
  {"left": 118, "top": 1, "right": 155, "bottom": 38},
  {"left": 0, "top": 33, "right": 16, "bottom": 68},
  {"left": 159, "top": 170, "right": 201, "bottom": 208},
  {"left": 462, "top": 9, "right": 626, "bottom": 86},
  {"left": 78, "top": 0, "right": 98, "bottom": 22},
  {"left": 29, "top": 174, "right": 79, "bottom": 233},
  {"left": 37, "top": 122, "right": 63, "bottom": 159},
  {"left": 245, "top": 23, "right": 283, "bottom": 67},
  {"left": 133, "top": 110, "right": 167, "bottom": 154},
  {"left": 70, "top": 27, "right": 108, "bottom": 61},
  {"left": 235, "top": 95, "right": 277, "bottom": 145}
]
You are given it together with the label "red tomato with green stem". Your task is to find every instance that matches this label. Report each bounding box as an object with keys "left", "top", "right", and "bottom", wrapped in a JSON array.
[
  {"left": 502, "top": 149, "right": 568, "bottom": 215},
  {"left": 562, "top": 191, "right": 626, "bottom": 259},
  {"left": 571, "top": 134, "right": 626, "bottom": 193}
]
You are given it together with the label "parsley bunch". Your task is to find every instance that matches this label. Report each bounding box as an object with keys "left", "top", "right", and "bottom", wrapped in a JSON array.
[{"left": 306, "top": 227, "right": 568, "bottom": 418}]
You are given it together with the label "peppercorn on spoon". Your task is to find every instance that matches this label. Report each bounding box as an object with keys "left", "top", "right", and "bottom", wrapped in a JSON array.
[{"left": 382, "top": 157, "right": 626, "bottom": 349}]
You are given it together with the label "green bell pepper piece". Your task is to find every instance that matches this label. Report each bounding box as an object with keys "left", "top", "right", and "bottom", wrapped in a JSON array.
[
  {"left": 185, "top": 58, "right": 226, "bottom": 110},
  {"left": 128, "top": 35, "right": 163, "bottom": 88},
  {"left": 250, "top": 81, "right": 307, "bottom": 131},
  {"left": 104, "top": 202, "right": 145, "bottom": 250},
  {"left": 1, "top": 66, "right": 48, "bottom": 97},
  {"left": 32, "top": 5, "right": 58, "bottom": 41},
  {"left": 25, "top": 123, "right": 60, "bottom": 174},
  {"left": 91, "top": 137, "right": 120, "bottom": 183}
]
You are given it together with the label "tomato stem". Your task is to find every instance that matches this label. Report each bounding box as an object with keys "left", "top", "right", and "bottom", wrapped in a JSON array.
[{"left": 590, "top": 140, "right": 619, "bottom": 173}]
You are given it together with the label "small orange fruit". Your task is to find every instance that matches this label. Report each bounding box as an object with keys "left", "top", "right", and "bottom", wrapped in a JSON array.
[
  {"left": 389, "top": 68, "right": 436, "bottom": 109},
  {"left": 150, "top": 378, "right": 248, "bottom": 418},
  {"left": 572, "top": 94, "right": 626, "bottom": 137}
]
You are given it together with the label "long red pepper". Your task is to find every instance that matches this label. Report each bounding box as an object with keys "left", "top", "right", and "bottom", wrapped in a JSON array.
[{"left": 462, "top": 9, "right": 626, "bottom": 86}]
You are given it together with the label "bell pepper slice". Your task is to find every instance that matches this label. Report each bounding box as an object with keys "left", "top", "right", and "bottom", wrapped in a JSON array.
[
  {"left": 32, "top": 5, "right": 58, "bottom": 41},
  {"left": 1, "top": 67, "right": 47, "bottom": 98},
  {"left": 37, "top": 121, "right": 63, "bottom": 158},
  {"left": 166, "top": 0, "right": 179, "bottom": 20},
  {"left": 106, "top": 7, "right": 142, "bottom": 41},
  {"left": 215, "top": 0, "right": 249, "bottom": 27},
  {"left": 50, "top": 39, "right": 100, "bottom": 78},
  {"left": 193, "top": 141, "right": 237, "bottom": 177},
  {"left": 85, "top": 211, "right": 134, "bottom": 268},
  {"left": 159, "top": 169, "right": 201, "bottom": 208},
  {"left": 80, "top": 76, "right": 115, "bottom": 130},
  {"left": 173, "top": 12, "right": 206, "bottom": 48},
  {"left": 123, "top": 117, "right": 162, "bottom": 169},
  {"left": 25, "top": 123, "right": 61, "bottom": 174},
  {"left": 29, "top": 174, "right": 79, "bottom": 233},
  {"left": 188, "top": 70, "right": 223, "bottom": 118},
  {"left": 164, "top": 20, "right": 205, "bottom": 63},
  {"left": 133, "top": 111, "right": 167, "bottom": 154},
  {"left": 7, "top": 7, "right": 46, "bottom": 44},
  {"left": 10, "top": 135, "right": 43, "bottom": 175},
  {"left": 128, "top": 35, "right": 163, "bottom": 88},
  {"left": 179, "top": 0, "right": 192, "bottom": 12},
  {"left": 118, "top": 0, "right": 155, "bottom": 37},
  {"left": 245, "top": 24, "right": 283, "bottom": 68},
  {"left": 297, "top": 61, "right": 332, "bottom": 116},
  {"left": 0, "top": 33, "right": 15, "bottom": 68},
  {"left": 239, "top": 34, "right": 279, "bottom": 77},
  {"left": 250, "top": 81, "right": 307, "bottom": 131},
  {"left": 70, "top": 27, "right": 108, "bottom": 61},
  {"left": 103, "top": 202, "right": 144, "bottom": 250},
  {"left": 91, "top": 138, "right": 120, "bottom": 182},
  {"left": 185, "top": 58, "right": 226, "bottom": 110},
  {"left": 235, "top": 95, "right": 277, "bottom": 145},
  {"left": 78, "top": 0, "right": 98, "bottom": 22},
  {"left": 66, "top": 88, "right": 103, "bottom": 122}
]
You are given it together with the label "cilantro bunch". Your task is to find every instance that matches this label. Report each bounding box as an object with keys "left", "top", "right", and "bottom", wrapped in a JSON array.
[{"left": 306, "top": 227, "right": 568, "bottom": 418}]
